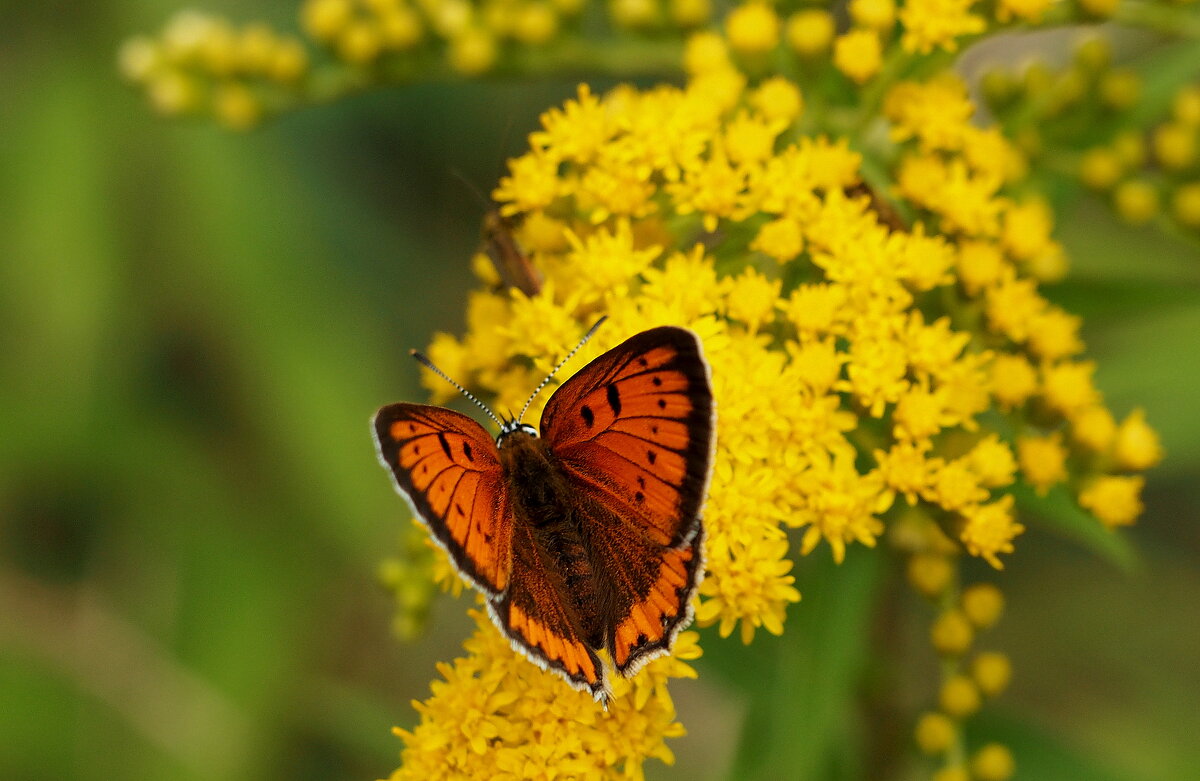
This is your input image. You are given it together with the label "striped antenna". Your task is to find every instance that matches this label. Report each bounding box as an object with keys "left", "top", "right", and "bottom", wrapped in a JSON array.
[
  {"left": 410, "top": 349, "right": 506, "bottom": 430},
  {"left": 517, "top": 317, "right": 608, "bottom": 425}
]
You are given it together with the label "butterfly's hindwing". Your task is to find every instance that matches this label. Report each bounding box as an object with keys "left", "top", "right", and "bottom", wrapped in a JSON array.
[
  {"left": 373, "top": 403, "right": 514, "bottom": 596},
  {"left": 490, "top": 520, "right": 606, "bottom": 699}
]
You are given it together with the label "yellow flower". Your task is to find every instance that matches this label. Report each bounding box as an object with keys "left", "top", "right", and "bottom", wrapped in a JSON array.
[
  {"left": 940, "top": 674, "right": 982, "bottom": 716},
  {"left": 749, "top": 76, "right": 804, "bottom": 123},
  {"left": 784, "top": 9, "right": 835, "bottom": 57},
  {"left": 1026, "top": 307, "right": 1084, "bottom": 361},
  {"left": 966, "top": 434, "right": 1017, "bottom": 488},
  {"left": 956, "top": 240, "right": 1008, "bottom": 296},
  {"left": 972, "top": 651, "right": 1012, "bottom": 696},
  {"left": 961, "top": 582, "right": 1005, "bottom": 628},
  {"left": 1017, "top": 433, "right": 1068, "bottom": 495},
  {"left": 990, "top": 353, "right": 1037, "bottom": 409},
  {"left": 960, "top": 495, "right": 1024, "bottom": 568},
  {"left": 1041, "top": 360, "right": 1100, "bottom": 418},
  {"left": 834, "top": 29, "right": 883, "bottom": 85},
  {"left": 971, "top": 743, "right": 1016, "bottom": 781},
  {"left": 723, "top": 267, "right": 781, "bottom": 333},
  {"left": 876, "top": 441, "right": 943, "bottom": 505},
  {"left": 1113, "top": 408, "right": 1163, "bottom": 470},
  {"left": 752, "top": 216, "right": 805, "bottom": 262},
  {"left": 850, "top": 0, "right": 896, "bottom": 31},
  {"left": 1078, "top": 475, "right": 1145, "bottom": 528},
  {"left": 696, "top": 532, "right": 801, "bottom": 643},
  {"left": 791, "top": 448, "right": 893, "bottom": 563},
  {"left": 915, "top": 712, "right": 957, "bottom": 755},
  {"left": 899, "top": 0, "right": 986, "bottom": 54},
  {"left": 1071, "top": 404, "right": 1117, "bottom": 452},
  {"left": 725, "top": 2, "right": 780, "bottom": 54},
  {"left": 995, "top": 0, "right": 1051, "bottom": 22}
]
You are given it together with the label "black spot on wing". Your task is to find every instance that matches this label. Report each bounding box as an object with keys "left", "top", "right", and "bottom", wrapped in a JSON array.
[
  {"left": 606, "top": 384, "right": 622, "bottom": 416},
  {"left": 437, "top": 432, "right": 453, "bottom": 459},
  {"left": 581, "top": 405, "right": 594, "bottom": 427},
  {"left": 463, "top": 440, "right": 474, "bottom": 462}
]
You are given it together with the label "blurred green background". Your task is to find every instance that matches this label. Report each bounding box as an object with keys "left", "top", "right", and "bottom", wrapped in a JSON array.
[{"left": 1, "top": 2, "right": 1198, "bottom": 780}]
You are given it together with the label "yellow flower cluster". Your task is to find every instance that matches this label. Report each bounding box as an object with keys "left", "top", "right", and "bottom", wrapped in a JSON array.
[
  {"left": 389, "top": 609, "right": 700, "bottom": 780},
  {"left": 983, "top": 36, "right": 1200, "bottom": 235},
  {"left": 387, "top": 41, "right": 1161, "bottom": 772},
  {"left": 118, "top": 10, "right": 309, "bottom": 129}
]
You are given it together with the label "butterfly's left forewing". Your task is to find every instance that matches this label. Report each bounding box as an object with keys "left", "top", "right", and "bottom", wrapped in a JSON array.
[{"left": 373, "top": 403, "right": 513, "bottom": 596}]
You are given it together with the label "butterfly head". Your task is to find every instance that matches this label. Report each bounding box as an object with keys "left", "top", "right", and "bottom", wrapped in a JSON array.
[{"left": 497, "top": 419, "right": 539, "bottom": 446}]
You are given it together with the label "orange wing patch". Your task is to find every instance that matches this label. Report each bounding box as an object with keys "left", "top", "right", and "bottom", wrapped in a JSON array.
[
  {"left": 608, "top": 531, "right": 703, "bottom": 675},
  {"left": 374, "top": 403, "right": 513, "bottom": 595}
]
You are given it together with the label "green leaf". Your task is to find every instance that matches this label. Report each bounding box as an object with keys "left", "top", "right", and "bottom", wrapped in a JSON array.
[
  {"left": 724, "top": 547, "right": 883, "bottom": 781},
  {"left": 1011, "top": 483, "right": 1139, "bottom": 573}
]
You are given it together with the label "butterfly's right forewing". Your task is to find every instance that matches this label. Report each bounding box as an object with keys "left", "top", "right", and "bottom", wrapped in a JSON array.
[{"left": 373, "top": 403, "right": 513, "bottom": 596}]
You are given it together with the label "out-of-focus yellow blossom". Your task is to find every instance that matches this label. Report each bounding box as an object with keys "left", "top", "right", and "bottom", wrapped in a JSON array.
[
  {"left": 1114, "top": 408, "right": 1164, "bottom": 470},
  {"left": 908, "top": 552, "right": 955, "bottom": 597},
  {"left": 850, "top": 0, "right": 896, "bottom": 31},
  {"left": 785, "top": 9, "right": 835, "bottom": 57},
  {"left": 933, "top": 768, "right": 971, "bottom": 781},
  {"left": 388, "top": 609, "right": 699, "bottom": 781},
  {"left": 834, "top": 29, "right": 883, "bottom": 84},
  {"left": 725, "top": 3, "right": 779, "bottom": 55},
  {"left": 915, "top": 712, "right": 957, "bottom": 755},
  {"left": 990, "top": 354, "right": 1038, "bottom": 409},
  {"left": 1017, "top": 433, "right": 1068, "bottom": 495},
  {"left": 995, "top": 0, "right": 1052, "bottom": 22},
  {"left": 1079, "top": 475, "right": 1145, "bottom": 528},
  {"left": 971, "top": 743, "right": 1017, "bottom": 781},
  {"left": 961, "top": 583, "right": 1004, "bottom": 628},
  {"left": 940, "top": 674, "right": 982, "bottom": 716},
  {"left": 1173, "top": 183, "right": 1200, "bottom": 229},
  {"left": 931, "top": 610, "right": 974, "bottom": 655},
  {"left": 1041, "top": 360, "right": 1100, "bottom": 417},
  {"left": 972, "top": 651, "right": 1012, "bottom": 696},
  {"left": 899, "top": 0, "right": 986, "bottom": 54}
]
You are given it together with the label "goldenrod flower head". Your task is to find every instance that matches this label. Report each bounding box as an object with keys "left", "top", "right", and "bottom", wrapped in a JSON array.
[
  {"left": 990, "top": 353, "right": 1038, "bottom": 409},
  {"left": 960, "top": 495, "right": 1024, "bottom": 569},
  {"left": 907, "top": 552, "right": 955, "bottom": 597},
  {"left": 1078, "top": 475, "right": 1145, "bottom": 528},
  {"left": 669, "top": 0, "right": 711, "bottom": 27},
  {"left": 785, "top": 9, "right": 835, "bottom": 57},
  {"left": 1071, "top": 404, "right": 1117, "bottom": 452},
  {"left": 971, "top": 742, "right": 1017, "bottom": 781},
  {"left": 1113, "top": 407, "right": 1163, "bottom": 470},
  {"left": 995, "top": 0, "right": 1052, "bottom": 22},
  {"left": 940, "top": 673, "right": 982, "bottom": 716},
  {"left": 931, "top": 609, "right": 974, "bottom": 656},
  {"left": 448, "top": 27, "right": 497, "bottom": 74},
  {"left": 683, "top": 31, "right": 731, "bottom": 75},
  {"left": 933, "top": 768, "right": 971, "bottom": 781},
  {"left": 915, "top": 711, "right": 957, "bottom": 755},
  {"left": 1153, "top": 122, "right": 1198, "bottom": 170},
  {"left": 1172, "top": 182, "right": 1200, "bottom": 228},
  {"left": 972, "top": 650, "right": 1013, "bottom": 696},
  {"left": 1041, "top": 360, "right": 1099, "bottom": 418},
  {"left": 1080, "top": 147, "right": 1124, "bottom": 191},
  {"left": 961, "top": 582, "right": 1005, "bottom": 628},
  {"left": 1114, "top": 180, "right": 1156, "bottom": 224},
  {"left": 966, "top": 435, "right": 1017, "bottom": 489},
  {"left": 850, "top": 0, "right": 897, "bottom": 31},
  {"left": 725, "top": 2, "right": 781, "bottom": 55},
  {"left": 1174, "top": 85, "right": 1200, "bottom": 126},
  {"left": 834, "top": 29, "right": 884, "bottom": 85},
  {"left": 1017, "top": 433, "right": 1068, "bottom": 495},
  {"left": 750, "top": 76, "right": 804, "bottom": 123},
  {"left": 899, "top": 0, "right": 986, "bottom": 54}
]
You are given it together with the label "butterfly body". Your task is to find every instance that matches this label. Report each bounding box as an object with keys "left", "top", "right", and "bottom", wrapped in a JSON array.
[{"left": 374, "top": 326, "right": 715, "bottom": 702}]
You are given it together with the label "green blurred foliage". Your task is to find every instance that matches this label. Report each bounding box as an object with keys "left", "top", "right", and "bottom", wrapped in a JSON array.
[{"left": 0, "top": 3, "right": 1197, "bottom": 781}]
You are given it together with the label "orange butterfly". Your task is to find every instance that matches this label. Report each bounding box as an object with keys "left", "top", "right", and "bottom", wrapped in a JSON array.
[{"left": 372, "top": 319, "right": 715, "bottom": 703}]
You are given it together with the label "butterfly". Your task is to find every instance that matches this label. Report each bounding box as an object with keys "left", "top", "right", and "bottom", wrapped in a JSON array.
[{"left": 372, "top": 319, "right": 715, "bottom": 703}]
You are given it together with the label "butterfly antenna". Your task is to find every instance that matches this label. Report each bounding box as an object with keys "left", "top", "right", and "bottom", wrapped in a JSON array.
[
  {"left": 517, "top": 317, "right": 608, "bottom": 424},
  {"left": 410, "top": 349, "right": 505, "bottom": 430}
]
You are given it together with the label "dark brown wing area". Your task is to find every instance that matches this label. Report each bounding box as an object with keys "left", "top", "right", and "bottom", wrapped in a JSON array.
[
  {"left": 540, "top": 326, "right": 715, "bottom": 548},
  {"left": 373, "top": 403, "right": 513, "bottom": 596},
  {"left": 489, "top": 521, "right": 606, "bottom": 700},
  {"left": 578, "top": 501, "right": 706, "bottom": 676}
]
